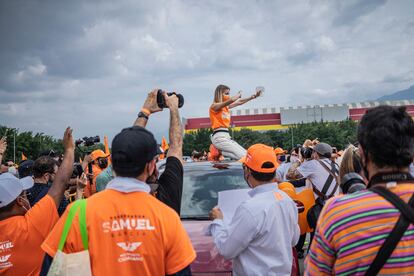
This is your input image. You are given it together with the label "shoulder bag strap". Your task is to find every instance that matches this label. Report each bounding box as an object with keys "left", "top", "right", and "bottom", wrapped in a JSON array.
[
  {"left": 318, "top": 160, "right": 340, "bottom": 197},
  {"left": 308, "top": 177, "right": 326, "bottom": 200},
  {"left": 365, "top": 187, "right": 414, "bottom": 276},
  {"left": 78, "top": 199, "right": 89, "bottom": 250},
  {"left": 57, "top": 200, "right": 82, "bottom": 251}
]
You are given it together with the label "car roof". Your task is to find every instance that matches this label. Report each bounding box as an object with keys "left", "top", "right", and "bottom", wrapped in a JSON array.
[{"left": 182, "top": 161, "right": 242, "bottom": 171}]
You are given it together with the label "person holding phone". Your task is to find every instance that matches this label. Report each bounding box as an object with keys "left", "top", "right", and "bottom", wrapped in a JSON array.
[{"left": 209, "top": 84, "right": 262, "bottom": 160}]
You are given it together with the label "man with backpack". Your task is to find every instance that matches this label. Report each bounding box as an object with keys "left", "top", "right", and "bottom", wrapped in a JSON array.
[
  {"left": 306, "top": 105, "right": 414, "bottom": 275},
  {"left": 286, "top": 142, "right": 340, "bottom": 229}
]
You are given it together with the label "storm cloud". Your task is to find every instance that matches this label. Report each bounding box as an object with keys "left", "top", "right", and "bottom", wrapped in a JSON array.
[{"left": 0, "top": 0, "right": 413, "bottom": 141}]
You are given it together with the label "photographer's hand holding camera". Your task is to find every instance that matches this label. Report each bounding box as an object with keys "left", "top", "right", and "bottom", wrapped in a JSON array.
[{"left": 132, "top": 89, "right": 184, "bottom": 214}]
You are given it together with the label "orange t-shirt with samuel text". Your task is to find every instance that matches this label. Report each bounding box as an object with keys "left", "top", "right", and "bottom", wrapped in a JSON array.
[
  {"left": 209, "top": 106, "right": 231, "bottom": 129},
  {"left": 0, "top": 195, "right": 59, "bottom": 276},
  {"left": 42, "top": 189, "right": 196, "bottom": 276}
]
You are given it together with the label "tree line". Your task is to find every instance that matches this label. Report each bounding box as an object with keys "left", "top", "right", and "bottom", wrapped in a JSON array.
[
  {"left": 0, "top": 126, "right": 104, "bottom": 164},
  {"left": 1, "top": 119, "right": 358, "bottom": 163}
]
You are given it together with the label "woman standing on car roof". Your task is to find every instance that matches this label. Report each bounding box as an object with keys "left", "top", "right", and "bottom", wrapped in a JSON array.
[{"left": 209, "top": 84, "right": 262, "bottom": 160}]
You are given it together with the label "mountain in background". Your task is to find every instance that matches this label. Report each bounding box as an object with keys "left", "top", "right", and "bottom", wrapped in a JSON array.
[{"left": 377, "top": 85, "right": 414, "bottom": 101}]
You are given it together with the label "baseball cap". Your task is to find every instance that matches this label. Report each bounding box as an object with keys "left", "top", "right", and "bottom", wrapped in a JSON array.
[
  {"left": 314, "top": 142, "right": 333, "bottom": 158},
  {"left": 274, "top": 147, "right": 286, "bottom": 155},
  {"left": 18, "top": 160, "right": 34, "bottom": 178},
  {"left": 239, "top": 144, "right": 278, "bottom": 173},
  {"left": 90, "top": 150, "right": 109, "bottom": 161},
  {"left": 0, "top": 173, "right": 34, "bottom": 208},
  {"left": 111, "top": 126, "right": 158, "bottom": 176}
]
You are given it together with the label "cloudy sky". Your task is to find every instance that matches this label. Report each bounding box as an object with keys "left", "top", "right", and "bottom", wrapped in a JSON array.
[{"left": 1, "top": 0, "right": 413, "bottom": 142}]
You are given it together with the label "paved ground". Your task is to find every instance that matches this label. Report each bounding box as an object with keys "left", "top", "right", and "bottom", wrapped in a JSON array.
[{"left": 298, "top": 236, "right": 311, "bottom": 275}]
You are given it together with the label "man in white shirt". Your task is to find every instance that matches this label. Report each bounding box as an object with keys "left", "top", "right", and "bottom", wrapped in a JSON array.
[{"left": 209, "top": 144, "right": 300, "bottom": 276}]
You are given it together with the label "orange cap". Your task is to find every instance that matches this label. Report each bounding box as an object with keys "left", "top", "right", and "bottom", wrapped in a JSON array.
[
  {"left": 90, "top": 149, "right": 109, "bottom": 160},
  {"left": 274, "top": 147, "right": 285, "bottom": 155},
  {"left": 239, "top": 144, "right": 278, "bottom": 173}
]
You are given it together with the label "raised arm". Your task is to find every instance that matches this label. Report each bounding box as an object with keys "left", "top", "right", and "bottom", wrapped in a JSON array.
[
  {"left": 229, "top": 90, "right": 262, "bottom": 109},
  {"left": 210, "top": 92, "right": 241, "bottom": 112},
  {"left": 48, "top": 128, "right": 75, "bottom": 208},
  {"left": 163, "top": 93, "right": 183, "bottom": 162},
  {"left": 0, "top": 137, "right": 6, "bottom": 165},
  {"left": 133, "top": 89, "right": 163, "bottom": 128},
  {"left": 286, "top": 161, "right": 304, "bottom": 180}
]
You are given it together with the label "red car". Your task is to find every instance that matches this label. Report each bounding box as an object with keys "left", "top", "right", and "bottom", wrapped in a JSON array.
[{"left": 175, "top": 161, "right": 299, "bottom": 275}]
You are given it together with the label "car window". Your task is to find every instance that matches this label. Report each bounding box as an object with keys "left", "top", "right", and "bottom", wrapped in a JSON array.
[{"left": 181, "top": 167, "right": 248, "bottom": 218}]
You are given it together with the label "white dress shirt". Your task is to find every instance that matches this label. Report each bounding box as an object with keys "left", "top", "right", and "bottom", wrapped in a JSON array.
[{"left": 210, "top": 183, "right": 300, "bottom": 276}]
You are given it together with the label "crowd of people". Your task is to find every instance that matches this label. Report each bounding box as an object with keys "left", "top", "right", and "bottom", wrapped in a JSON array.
[{"left": 0, "top": 87, "right": 413, "bottom": 276}]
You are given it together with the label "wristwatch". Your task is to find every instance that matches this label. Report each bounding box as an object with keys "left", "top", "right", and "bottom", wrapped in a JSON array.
[{"left": 138, "top": 111, "right": 149, "bottom": 120}]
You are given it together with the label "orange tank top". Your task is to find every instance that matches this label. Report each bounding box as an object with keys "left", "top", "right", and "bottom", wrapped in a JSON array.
[{"left": 209, "top": 106, "right": 231, "bottom": 129}]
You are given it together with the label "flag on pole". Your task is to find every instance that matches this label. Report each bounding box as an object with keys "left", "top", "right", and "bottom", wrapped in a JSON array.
[
  {"left": 21, "top": 152, "right": 27, "bottom": 161},
  {"left": 104, "top": 136, "right": 110, "bottom": 155},
  {"left": 161, "top": 136, "right": 169, "bottom": 151},
  {"left": 104, "top": 135, "right": 111, "bottom": 165}
]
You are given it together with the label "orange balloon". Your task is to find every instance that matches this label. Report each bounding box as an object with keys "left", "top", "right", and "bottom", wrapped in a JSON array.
[{"left": 279, "top": 182, "right": 315, "bottom": 235}]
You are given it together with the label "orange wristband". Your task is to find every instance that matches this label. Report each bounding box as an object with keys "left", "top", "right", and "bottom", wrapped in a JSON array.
[{"left": 141, "top": 108, "right": 151, "bottom": 116}]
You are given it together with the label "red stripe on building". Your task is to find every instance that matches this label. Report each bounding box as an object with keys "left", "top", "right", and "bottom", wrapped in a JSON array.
[{"left": 185, "top": 105, "right": 414, "bottom": 130}]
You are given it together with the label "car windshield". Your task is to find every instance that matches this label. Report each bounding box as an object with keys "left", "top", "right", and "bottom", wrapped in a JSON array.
[{"left": 180, "top": 165, "right": 248, "bottom": 219}]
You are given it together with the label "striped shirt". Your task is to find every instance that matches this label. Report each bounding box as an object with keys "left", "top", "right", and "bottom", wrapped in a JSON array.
[{"left": 305, "top": 184, "right": 414, "bottom": 276}]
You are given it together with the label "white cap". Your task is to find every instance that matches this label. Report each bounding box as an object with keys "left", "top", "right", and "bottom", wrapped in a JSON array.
[{"left": 0, "top": 173, "right": 34, "bottom": 208}]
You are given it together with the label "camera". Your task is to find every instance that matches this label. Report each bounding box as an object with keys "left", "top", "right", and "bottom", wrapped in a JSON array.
[
  {"left": 301, "top": 147, "right": 314, "bottom": 160},
  {"left": 157, "top": 90, "right": 184, "bottom": 109},
  {"left": 341, "top": 172, "right": 366, "bottom": 194},
  {"left": 75, "top": 136, "right": 100, "bottom": 147},
  {"left": 71, "top": 163, "right": 84, "bottom": 178}
]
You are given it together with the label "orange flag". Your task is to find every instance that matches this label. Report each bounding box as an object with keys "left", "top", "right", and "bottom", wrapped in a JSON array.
[
  {"left": 104, "top": 136, "right": 110, "bottom": 155},
  {"left": 161, "top": 136, "right": 169, "bottom": 151},
  {"left": 104, "top": 135, "right": 112, "bottom": 165},
  {"left": 21, "top": 153, "right": 27, "bottom": 161}
]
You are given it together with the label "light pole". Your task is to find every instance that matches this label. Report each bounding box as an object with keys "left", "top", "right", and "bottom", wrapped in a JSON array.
[{"left": 13, "top": 131, "right": 16, "bottom": 163}]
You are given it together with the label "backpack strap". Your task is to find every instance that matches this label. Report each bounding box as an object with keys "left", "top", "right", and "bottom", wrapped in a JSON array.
[
  {"left": 318, "top": 160, "right": 340, "bottom": 198},
  {"left": 57, "top": 199, "right": 89, "bottom": 251},
  {"left": 365, "top": 186, "right": 414, "bottom": 276}
]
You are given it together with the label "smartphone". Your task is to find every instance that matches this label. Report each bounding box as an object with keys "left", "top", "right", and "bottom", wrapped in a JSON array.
[{"left": 255, "top": 86, "right": 265, "bottom": 96}]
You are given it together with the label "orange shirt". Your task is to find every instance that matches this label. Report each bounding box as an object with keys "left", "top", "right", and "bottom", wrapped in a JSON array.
[
  {"left": 209, "top": 106, "right": 231, "bottom": 129},
  {"left": 0, "top": 195, "right": 59, "bottom": 276},
  {"left": 42, "top": 189, "right": 196, "bottom": 275},
  {"left": 84, "top": 164, "right": 103, "bottom": 197}
]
